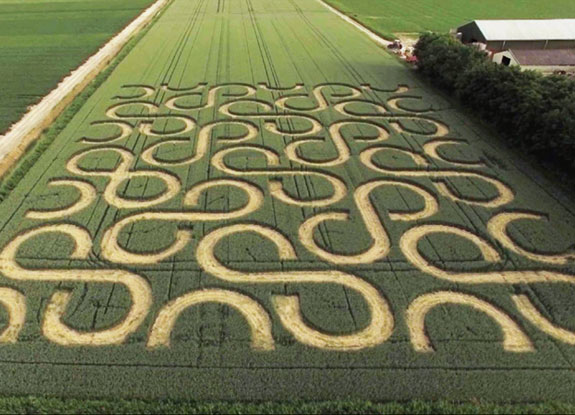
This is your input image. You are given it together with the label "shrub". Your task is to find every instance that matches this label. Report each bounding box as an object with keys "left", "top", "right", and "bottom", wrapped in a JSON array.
[{"left": 414, "top": 32, "right": 487, "bottom": 91}]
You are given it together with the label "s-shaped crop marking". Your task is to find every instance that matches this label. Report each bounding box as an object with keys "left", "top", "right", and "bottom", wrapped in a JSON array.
[
  {"left": 165, "top": 83, "right": 256, "bottom": 111},
  {"left": 100, "top": 179, "right": 264, "bottom": 264},
  {"left": 400, "top": 224, "right": 575, "bottom": 345},
  {"left": 26, "top": 179, "right": 97, "bottom": 219},
  {"left": 0, "top": 224, "right": 152, "bottom": 345},
  {"left": 147, "top": 288, "right": 274, "bottom": 350},
  {"left": 211, "top": 145, "right": 347, "bottom": 207},
  {"left": 330, "top": 84, "right": 432, "bottom": 117},
  {"left": 487, "top": 211, "right": 575, "bottom": 265},
  {"left": 141, "top": 120, "right": 259, "bottom": 167},
  {"left": 285, "top": 120, "right": 389, "bottom": 167},
  {"left": 334, "top": 97, "right": 448, "bottom": 137},
  {"left": 406, "top": 291, "right": 533, "bottom": 353},
  {"left": 486, "top": 212, "right": 575, "bottom": 345},
  {"left": 106, "top": 101, "right": 196, "bottom": 137},
  {"left": 219, "top": 99, "right": 323, "bottom": 137},
  {"left": 299, "top": 179, "right": 438, "bottom": 264},
  {"left": 67, "top": 147, "right": 181, "bottom": 209},
  {"left": 361, "top": 145, "right": 514, "bottom": 208},
  {"left": 274, "top": 84, "right": 362, "bottom": 113},
  {"left": 196, "top": 223, "right": 394, "bottom": 351},
  {"left": 399, "top": 224, "right": 575, "bottom": 284}
]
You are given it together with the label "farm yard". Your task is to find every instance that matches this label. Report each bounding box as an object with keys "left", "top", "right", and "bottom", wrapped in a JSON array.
[
  {"left": 0, "top": 0, "right": 575, "bottom": 406},
  {"left": 323, "top": 0, "right": 575, "bottom": 39},
  {"left": 0, "top": 0, "right": 156, "bottom": 134}
]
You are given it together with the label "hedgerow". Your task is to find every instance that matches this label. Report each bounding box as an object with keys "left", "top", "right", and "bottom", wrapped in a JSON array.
[{"left": 414, "top": 33, "right": 575, "bottom": 174}]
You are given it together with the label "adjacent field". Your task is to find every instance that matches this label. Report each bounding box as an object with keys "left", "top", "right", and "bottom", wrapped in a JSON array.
[
  {"left": 0, "top": 0, "right": 156, "bottom": 134},
  {"left": 323, "top": 0, "right": 575, "bottom": 38},
  {"left": 0, "top": 0, "right": 574, "bottom": 403}
]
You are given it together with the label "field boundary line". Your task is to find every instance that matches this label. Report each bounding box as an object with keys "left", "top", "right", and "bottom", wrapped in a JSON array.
[
  {"left": 0, "top": 0, "right": 171, "bottom": 178},
  {"left": 314, "top": 0, "right": 393, "bottom": 48}
]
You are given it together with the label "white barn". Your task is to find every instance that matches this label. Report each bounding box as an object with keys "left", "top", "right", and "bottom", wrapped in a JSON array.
[{"left": 457, "top": 19, "right": 575, "bottom": 51}]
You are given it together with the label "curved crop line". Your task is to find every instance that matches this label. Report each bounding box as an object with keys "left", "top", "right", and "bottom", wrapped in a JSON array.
[
  {"left": 67, "top": 146, "right": 181, "bottom": 209},
  {"left": 361, "top": 145, "right": 514, "bottom": 208},
  {"left": 211, "top": 145, "right": 347, "bottom": 207},
  {"left": 196, "top": 223, "right": 394, "bottom": 351},
  {"left": 299, "top": 179, "right": 438, "bottom": 264},
  {"left": 513, "top": 295, "right": 575, "bottom": 345},
  {"left": 100, "top": 179, "right": 264, "bottom": 264},
  {"left": 0, "top": 224, "right": 152, "bottom": 346},
  {"left": 407, "top": 291, "right": 534, "bottom": 353},
  {"left": 141, "top": 120, "right": 258, "bottom": 167},
  {"left": 488, "top": 211, "right": 575, "bottom": 265},
  {"left": 114, "top": 84, "right": 156, "bottom": 100},
  {"left": 400, "top": 223, "right": 575, "bottom": 284},
  {"left": 147, "top": 288, "right": 274, "bottom": 350},
  {"left": 25, "top": 179, "right": 97, "bottom": 220}
]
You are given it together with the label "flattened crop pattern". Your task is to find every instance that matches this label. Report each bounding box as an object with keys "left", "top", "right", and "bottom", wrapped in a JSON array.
[{"left": 0, "top": 0, "right": 575, "bottom": 403}]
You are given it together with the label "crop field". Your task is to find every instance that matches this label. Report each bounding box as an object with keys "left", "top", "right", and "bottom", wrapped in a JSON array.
[
  {"left": 323, "top": 0, "right": 575, "bottom": 38},
  {"left": 0, "top": 0, "right": 156, "bottom": 134},
  {"left": 0, "top": 0, "right": 575, "bottom": 403}
]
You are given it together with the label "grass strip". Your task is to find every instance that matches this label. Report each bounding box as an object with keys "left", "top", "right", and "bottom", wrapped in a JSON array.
[{"left": 1, "top": 397, "right": 575, "bottom": 414}]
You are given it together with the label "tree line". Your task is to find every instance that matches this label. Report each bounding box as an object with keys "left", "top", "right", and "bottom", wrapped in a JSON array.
[{"left": 415, "top": 33, "right": 575, "bottom": 178}]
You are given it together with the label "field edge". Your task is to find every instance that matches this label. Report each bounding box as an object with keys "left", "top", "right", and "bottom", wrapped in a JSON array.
[
  {"left": 0, "top": 396, "right": 574, "bottom": 415},
  {"left": 0, "top": 0, "right": 172, "bottom": 180},
  {"left": 0, "top": 0, "right": 174, "bottom": 203}
]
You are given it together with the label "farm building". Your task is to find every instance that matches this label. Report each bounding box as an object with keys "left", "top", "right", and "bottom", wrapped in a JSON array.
[
  {"left": 492, "top": 48, "right": 575, "bottom": 74},
  {"left": 456, "top": 19, "right": 575, "bottom": 51}
]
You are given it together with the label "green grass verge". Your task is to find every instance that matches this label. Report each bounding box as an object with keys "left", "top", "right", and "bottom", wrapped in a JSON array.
[{"left": 2, "top": 397, "right": 575, "bottom": 414}]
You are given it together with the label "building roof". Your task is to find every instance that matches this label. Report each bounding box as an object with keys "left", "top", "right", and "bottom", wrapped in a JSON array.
[
  {"left": 461, "top": 19, "right": 575, "bottom": 41},
  {"left": 507, "top": 48, "right": 575, "bottom": 66}
]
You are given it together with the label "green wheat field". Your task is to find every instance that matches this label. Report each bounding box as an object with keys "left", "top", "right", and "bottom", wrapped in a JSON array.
[{"left": 0, "top": 0, "right": 574, "bottom": 403}]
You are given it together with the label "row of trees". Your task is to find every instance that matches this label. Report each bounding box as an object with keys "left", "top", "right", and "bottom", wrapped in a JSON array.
[{"left": 414, "top": 33, "right": 575, "bottom": 175}]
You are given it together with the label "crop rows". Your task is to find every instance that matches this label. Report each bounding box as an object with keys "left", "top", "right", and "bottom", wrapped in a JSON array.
[
  {"left": 0, "top": 0, "right": 574, "bottom": 402},
  {"left": 0, "top": 0, "right": 156, "bottom": 134}
]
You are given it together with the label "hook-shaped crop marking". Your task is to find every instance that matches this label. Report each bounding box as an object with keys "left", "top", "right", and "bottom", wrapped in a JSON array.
[
  {"left": 0, "top": 224, "right": 152, "bottom": 345},
  {"left": 196, "top": 223, "right": 394, "bottom": 351}
]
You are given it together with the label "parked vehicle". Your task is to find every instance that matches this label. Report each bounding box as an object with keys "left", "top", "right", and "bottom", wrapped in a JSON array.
[{"left": 387, "top": 39, "right": 403, "bottom": 50}]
